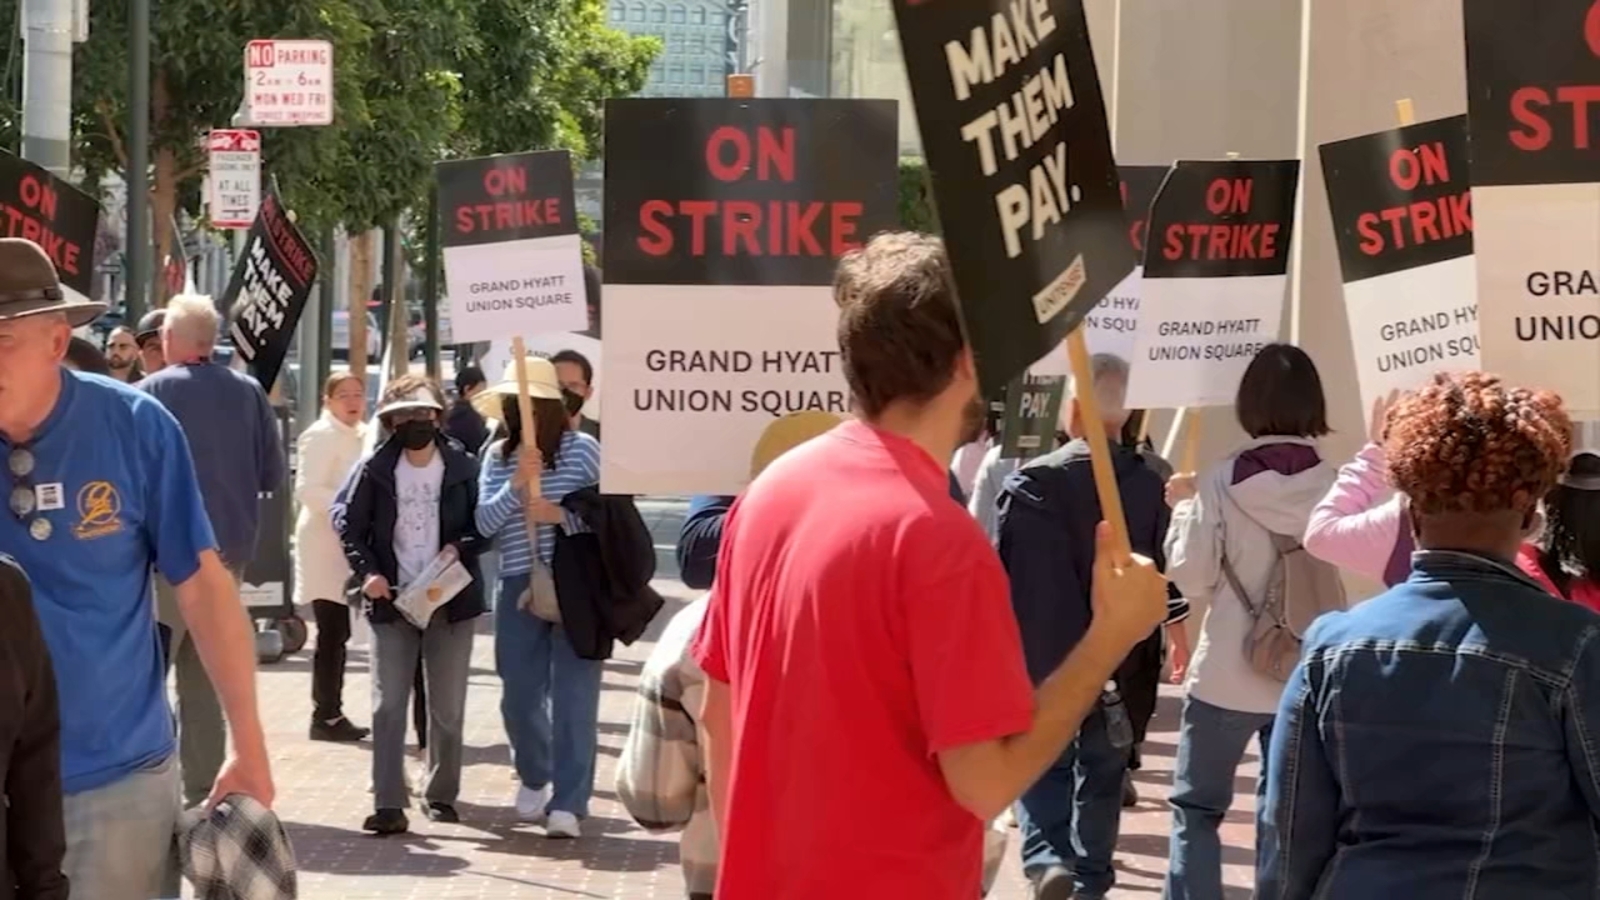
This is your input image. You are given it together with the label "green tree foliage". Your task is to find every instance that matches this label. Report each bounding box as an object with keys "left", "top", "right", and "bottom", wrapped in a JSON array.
[{"left": 898, "top": 156, "right": 941, "bottom": 234}]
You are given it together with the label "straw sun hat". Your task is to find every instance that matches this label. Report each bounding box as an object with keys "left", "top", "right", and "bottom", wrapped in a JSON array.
[{"left": 471, "top": 356, "right": 564, "bottom": 422}]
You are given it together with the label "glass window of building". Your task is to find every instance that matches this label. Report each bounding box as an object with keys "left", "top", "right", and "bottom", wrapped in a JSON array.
[
  {"left": 651, "top": 3, "right": 666, "bottom": 23},
  {"left": 630, "top": 2, "right": 645, "bottom": 21},
  {"left": 829, "top": 1, "right": 921, "bottom": 154},
  {"left": 610, "top": 2, "right": 625, "bottom": 22},
  {"left": 670, "top": 4, "right": 686, "bottom": 24}
]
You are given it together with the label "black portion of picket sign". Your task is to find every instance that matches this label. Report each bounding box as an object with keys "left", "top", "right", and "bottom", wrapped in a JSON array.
[
  {"left": 1319, "top": 115, "right": 1473, "bottom": 284},
  {"left": 603, "top": 98, "right": 899, "bottom": 286},
  {"left": 437, "top": 150, "right": 577, "bottom": 248},
  {"left": 223, "top": 187, "right": 319, "bottom": 393},
  {"left": 891, "top": 0, "right": 1135, "bottom": 398},
  {"left": 0, "top": 151, "right": 100, "bottom": 300},
  {"left": 1465, "top": 0, "right": 1600, "bottom": 187},
  {"left": 1120, "top": 165, "right": 1170, "bottom": 259},
  {"left": 1142, "top": 159, "right": 1300, "bottom": 280},
  {"left": 1000, "top": 373, "right": 1066, "bottom": 460}
]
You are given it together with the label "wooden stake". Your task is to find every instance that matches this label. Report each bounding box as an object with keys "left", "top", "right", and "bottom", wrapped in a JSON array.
[
  {"left": 1178, "top": 415, "right": 1202, "bottom": 474},
  {"left": 510, "top": 337, "right": 542, "bottom": 545},
  {"left": 1395, "top": 98, "right": 1416, "bottom": 126},
  {"left": 1066, "top": 328, "right": 1133, "bottom": 565},
  {"left": 1161, "top": 407, "right": 1188, "bottom": 461}
]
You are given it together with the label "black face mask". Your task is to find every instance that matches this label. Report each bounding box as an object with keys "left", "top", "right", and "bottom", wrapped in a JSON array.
[
  {"left": 562, "top": 389, "right": 586, "bottom": 419},
  {"left": 396, "top": 419, "right": 437, "bottom": 451}
]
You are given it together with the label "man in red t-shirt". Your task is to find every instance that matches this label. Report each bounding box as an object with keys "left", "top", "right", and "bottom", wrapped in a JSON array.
[{"left": 691, "top": 232, "right": 1169, "bottom": 900}]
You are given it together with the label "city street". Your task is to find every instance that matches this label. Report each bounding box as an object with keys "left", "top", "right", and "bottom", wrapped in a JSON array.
[{"left": 240, "top": 501, "right": 1256, "bottom": 899}]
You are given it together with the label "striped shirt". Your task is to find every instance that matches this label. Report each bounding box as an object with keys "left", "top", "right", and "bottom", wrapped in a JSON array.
[{"left": 475, "top": 430, "right": 600, "bottom": 576}]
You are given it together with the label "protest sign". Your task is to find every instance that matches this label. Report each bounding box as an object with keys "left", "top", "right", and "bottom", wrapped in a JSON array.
[
  {"left": 1465, "top": 0, "right": 1600, "bottom": 415},
  {"left": 1034, "top": 164, "right": 1168, "bottom": 375},
  {"left": 1320, "top": 115, "right": 1477, "bottom": 412},
  {"left": 602, "top": 98, "right": 897, "bottom": 494},
  {"left": 437, "top": 150, "right": 587, "bottom": 343},
  {"left": 0, "top": 151, "right": 100, "bottom": 304},
  {"left": 1125, "top": 159, "right": 1300, "bottom": 410},
  {"left": 224, "top": 187, "right": 319, "bottom": 393},
  {"left": 1000, "top": 372, "right": 1067, "bottom": 459},
  {"left": 891, "top": 0, "right": 1135, "bottom": 397}
]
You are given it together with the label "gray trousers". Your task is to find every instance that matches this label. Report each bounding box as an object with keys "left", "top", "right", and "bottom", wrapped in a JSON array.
[
  {"left": 62, "top": 754, "right": 181, "bottom": 900},
  {"left": 155, "top": 572, "right": 246, "bottom": 809},
  {"left": 371, "top": 615, "right": 475, "bottom": 810}
]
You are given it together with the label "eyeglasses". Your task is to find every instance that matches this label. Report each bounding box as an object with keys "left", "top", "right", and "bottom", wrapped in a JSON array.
[{"left": 7, "top": 447, "right": 50, "bottom": 541}]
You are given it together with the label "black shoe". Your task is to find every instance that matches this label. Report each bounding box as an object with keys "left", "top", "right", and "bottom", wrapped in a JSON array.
[
  {"left": 1033, "top": 865, "right": 1075, "bottom": 900},
  {"left": 422, "top": 801, "right": 460, "bottom": 824},
  {"left": 363, "top": 808, "right": 409, "bottom": 835},
  {"left": 1122, "top": 771, "right": 1138, "bottom": 809},
  {"left": 311, "top": 716, "right": 371, "bottom": 742}
]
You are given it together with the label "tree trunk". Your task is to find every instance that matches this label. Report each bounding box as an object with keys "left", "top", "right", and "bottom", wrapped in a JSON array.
[
  {"left": 386, "top": 218, "right": 410, "bottom": 382},
  {"left": 149, "top": 72, "right": 178, "bottom": 307},
  {"left": 348, "top": 230, "right": 373, "bottom": 383}
]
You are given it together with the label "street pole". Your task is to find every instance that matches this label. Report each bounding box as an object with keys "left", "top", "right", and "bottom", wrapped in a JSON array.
[
  {"left": 126, "top": 0, "right": 151, "bottom": 322},
  {"left": 423, "top": 185, "right": 441, "bottom": 380},
  {"left": 20, "top": 0, "right": 74, "bottom": 176},
  {"left": 316, "top": 229, "right": 335, "bottom": 394}
]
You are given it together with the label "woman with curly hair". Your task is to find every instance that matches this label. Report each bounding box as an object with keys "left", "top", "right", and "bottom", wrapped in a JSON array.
[{"left": 1257, "top": 372, "right": 1600, "bottom": 900}]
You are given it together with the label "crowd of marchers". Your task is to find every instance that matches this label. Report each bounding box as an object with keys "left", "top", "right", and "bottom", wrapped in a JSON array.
[
  {"left": 611, "top": 231, "right": 1600, "bottom": 900},
  {"left": 3, "top": 227, "right": 1600, "bottom": 900}
]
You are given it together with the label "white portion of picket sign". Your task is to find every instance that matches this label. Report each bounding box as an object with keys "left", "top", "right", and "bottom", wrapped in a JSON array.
[
  {"left": 244, "top": 39, "right": 334, "bottom": 127},
  {"left": 601, "top": 283, "right": 846, "bottom": 496},
  {"left": 1124, "top": 273, "right": 1287, "bottom": 410},
  {"left": 443, "top": 233, "right": 588, "bottom": 344},
  {"left": 1342, "top": 255, "right": 1479, "bottom": 413},
  {"left": 1032, "top": 266, "right": 1143, "bottom": 377},
  {"left": 1475, "top": 182, "right": 1600, "bottom": 418}
]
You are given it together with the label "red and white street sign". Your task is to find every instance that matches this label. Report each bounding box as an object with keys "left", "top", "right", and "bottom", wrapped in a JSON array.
[
  {"left": 208, "top": 129, "right": 261, "bottom": 229},
  {"left": 244, "top": 39, "right": 334, "bottom": 127}
]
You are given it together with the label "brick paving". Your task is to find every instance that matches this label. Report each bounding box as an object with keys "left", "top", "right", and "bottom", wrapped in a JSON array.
[{"left": 241, "top": 500, "right": 1255, "bottom": 899}]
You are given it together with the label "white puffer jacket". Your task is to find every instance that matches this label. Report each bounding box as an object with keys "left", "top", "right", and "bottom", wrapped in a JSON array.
[{"left": 293, "top": 411, "right": 367, "bottom": 604}]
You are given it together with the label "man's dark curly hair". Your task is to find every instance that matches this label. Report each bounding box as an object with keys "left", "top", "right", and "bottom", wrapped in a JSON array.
[{"left": 1384, "top": 372, "right": 1571, "bottom": 517}]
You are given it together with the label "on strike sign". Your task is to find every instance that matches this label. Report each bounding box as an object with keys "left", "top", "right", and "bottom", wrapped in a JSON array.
[
  {"left": 224, "top": 188, "right": 319, "bottom": 392},
  {"left": 1320, "top": 115, "right": 1478, "bottom": 412},
  {"left": 1466, "top": 0, "right": 1600, "bottom": 414},
  {"left": 436, "top": 151, "right": 586, "bottom": 343},
  {"left": 0, "top": 151, "right": 100, "bottom": 304},
  {"left": 602, "top": 98, "right": 897, "bottom": 494},
  {"left": 245, "top": 39, "right": 334, "bottom": 126},
  {"left": 1125, "top": 159, "right": 1300, "bottom": 410},
  {"left": 207, "top": 129, "right": 261, "bottom": 229},
  {"left": 891, "top": 0, "right": 1134, "bottom": 397}
]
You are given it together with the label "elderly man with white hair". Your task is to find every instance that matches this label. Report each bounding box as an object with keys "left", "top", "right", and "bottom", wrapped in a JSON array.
[
  {"left": 140, "top": 291, "right": 285, "bottom": 810},
  {"left": 993, "top": 352, "right": 1182, "bottom": 900},
  {"left": 0, "top": 239, "right": 274, "bottom": 900}
]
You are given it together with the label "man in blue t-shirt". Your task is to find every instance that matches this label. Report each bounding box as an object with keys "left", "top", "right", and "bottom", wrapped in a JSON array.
[{"left": 0, "top": 240, "right": 273, "bottom": 900}]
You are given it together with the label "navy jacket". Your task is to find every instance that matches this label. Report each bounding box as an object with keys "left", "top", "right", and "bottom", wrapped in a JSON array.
[
  {"left": 1260, "top": 550, "right": 1600, "bottom": 899},
  {"left": 997, "top": 439, "right": 1177, "bottom": 684},
  {"left": 678, "top": 495, "right": 734, "bottom": 591}
]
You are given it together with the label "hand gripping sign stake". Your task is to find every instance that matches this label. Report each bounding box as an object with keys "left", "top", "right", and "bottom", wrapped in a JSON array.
[
  {"left": 1066, "top": 327, "right": 1133, "bottom": 565},
  {"left": 510, "top": 336, "right": 542, "bottom": 550}
]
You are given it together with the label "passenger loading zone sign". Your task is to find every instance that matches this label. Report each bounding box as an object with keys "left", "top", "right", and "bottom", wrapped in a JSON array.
[
  {"left": 207, "top": 129, "right": 261, "bottom": 229},
  {"left": 245, "top": 40, "right": 334, "bottom": 126}
]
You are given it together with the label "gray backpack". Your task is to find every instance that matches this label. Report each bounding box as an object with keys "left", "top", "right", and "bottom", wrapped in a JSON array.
[{"left": 1219, "top": 491, "right": 1347, "bottom": 682}]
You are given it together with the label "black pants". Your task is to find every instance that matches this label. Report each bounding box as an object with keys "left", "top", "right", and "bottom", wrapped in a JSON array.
[
  {"left": 413, "top": 661, "right": 427, "bottom": 750},
  {"left": 311, "top": 600, "right": 353, "bottom": 722},
  {"left": 1115, "top": 629, "right": 1165, "bottom": 770}
]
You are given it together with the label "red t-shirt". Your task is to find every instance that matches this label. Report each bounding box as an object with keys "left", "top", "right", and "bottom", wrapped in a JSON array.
[{"left": 691, "top": 420, "right": 1035, "bottom": 900}]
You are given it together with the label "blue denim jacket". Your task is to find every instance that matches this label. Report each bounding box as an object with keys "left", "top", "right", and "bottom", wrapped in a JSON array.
[{"left": 1258, "top": 549, "right": 1600, "bottom": 899}]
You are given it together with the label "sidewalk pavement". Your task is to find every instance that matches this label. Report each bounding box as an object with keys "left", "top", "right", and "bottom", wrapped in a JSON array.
[{"left": 243, "top": 499, "right": 1254, "bottom": 899}]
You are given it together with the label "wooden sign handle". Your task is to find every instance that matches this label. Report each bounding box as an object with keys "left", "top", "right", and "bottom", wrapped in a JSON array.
[
  {"left": 510, "top": 336, "right": 543, "bottom": 545},
  {"left": 1178, "top": 415, "right": 1202, "bottom": 475},
  {"left": 1065, "top": 328, "right": 1133, "bottom": 566},
  {"left": 1395, "top": 98, "right": 1416, "bottom": 126}
]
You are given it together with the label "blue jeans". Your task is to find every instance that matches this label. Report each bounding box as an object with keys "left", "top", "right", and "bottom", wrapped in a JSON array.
[
  {"left": 495, "top": 573, "right": 604, "bottom": 817},
  {"left": 1164, "top": 696, "right": 1273, "bottom": 900},
  {"left": 1016, "top": 707, "right": 1125, "bottom": 898}
]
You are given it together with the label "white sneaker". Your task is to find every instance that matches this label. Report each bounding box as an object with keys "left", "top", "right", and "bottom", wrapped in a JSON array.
[
  {"left": 545, "top": 810, "right": 580, "bottom": 839},
  {"left": 516, "top": 784, "right": 551, "bottom": 823}
]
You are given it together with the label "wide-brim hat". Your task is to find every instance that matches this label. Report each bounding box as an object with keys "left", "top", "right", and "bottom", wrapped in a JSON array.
[
  {"left": 750, "top": 410, "right": 843, "bottom": 479},
  {"left": 375, "top": 384, "right": 444, "bottom": 419},
  {"left": 471, "top": 356, "right": 564, "bottom": 421},
  {"left": 0, "top": 238, "right": 106, "bottom": 328}
]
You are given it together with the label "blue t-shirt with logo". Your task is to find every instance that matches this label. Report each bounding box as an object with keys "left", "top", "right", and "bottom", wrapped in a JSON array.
[{"left": 0, "top": 370, "right": 217, "bottom": 793}]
